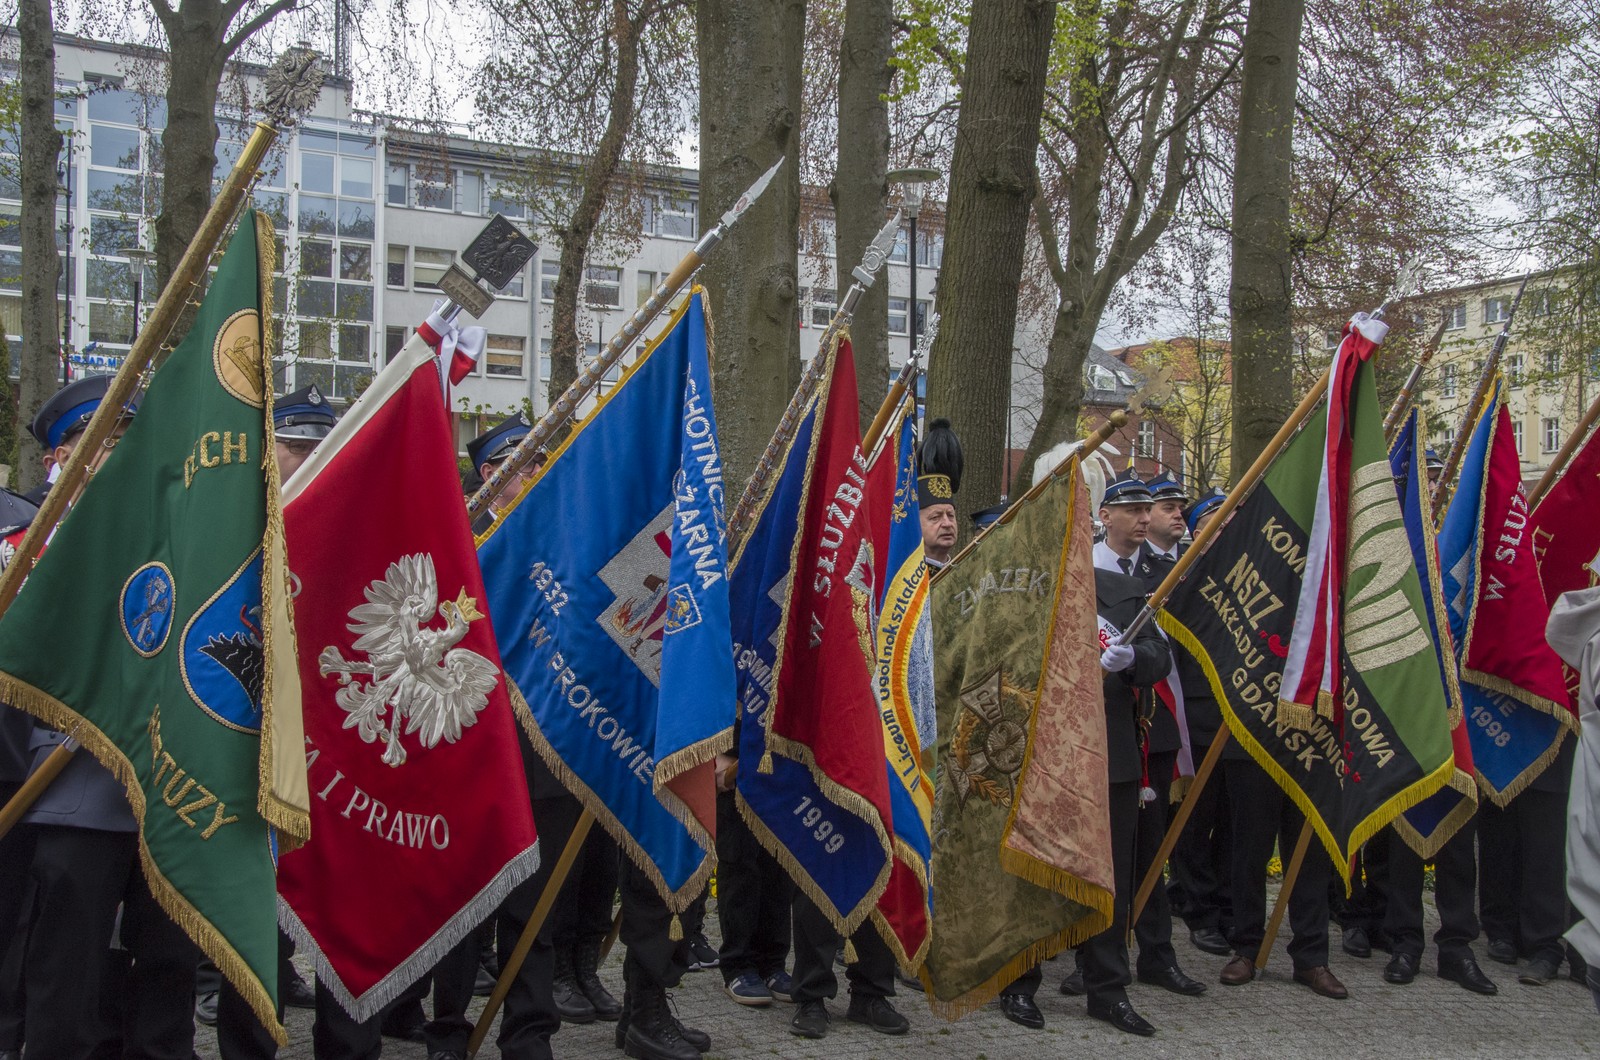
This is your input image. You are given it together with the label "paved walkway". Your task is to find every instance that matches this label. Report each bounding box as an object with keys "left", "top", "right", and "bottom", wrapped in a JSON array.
[{"left": 212, "top": 891, "right": 1598, "bottom": 1059}]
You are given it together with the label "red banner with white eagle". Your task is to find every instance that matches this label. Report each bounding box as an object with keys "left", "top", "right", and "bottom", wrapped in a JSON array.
[{"left": 276, "top": 331, "right": 539, "bottom": 1019}]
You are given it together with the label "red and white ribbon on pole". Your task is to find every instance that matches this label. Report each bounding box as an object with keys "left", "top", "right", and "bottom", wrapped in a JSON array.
[{"left": 418, "top": 302, "right": 488, "bottom": 386}]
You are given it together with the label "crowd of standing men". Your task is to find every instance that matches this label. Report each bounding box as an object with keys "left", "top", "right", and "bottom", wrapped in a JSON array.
[{"left": 0, "top": 376, "right": 1592, "bottom": 1060}]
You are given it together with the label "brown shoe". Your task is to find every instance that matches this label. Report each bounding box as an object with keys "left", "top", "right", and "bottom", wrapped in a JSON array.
[
  {"left": 1293, "top": 965, "right": 1348, "bottom": 999},
  {"left": 1220, "top": 955, "right": 1256, "bottom": 985}
]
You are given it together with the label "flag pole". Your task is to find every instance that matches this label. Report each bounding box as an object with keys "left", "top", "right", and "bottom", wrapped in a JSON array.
[
  {"left": 1528, "top": 388, "right": 1600, "bottom": 508},
  {"left": 1255, "top": 819, "right": 1314, "bottom": 969},
  {"left": 467, "top": 811, "right": 596, "bottom": 1058},
  {"left": 861, "top": 314, "right": 936, "bottom": 467},
  {"left": 1432, "top": 274, "right": 1531, "bottom": 517},
  {"left": 931, "top": 411, "right": 1129, "bottom": 582},
  {"left": 1382, "top": 317, "right": 1449, "bottom": 442},
  {"left": 0, "top": 53, "right": 324, "bottom": 843},
  {"left": 468, "top": 158, "right": 786, "bottom": 519},
  {"left": 0, "top": 54, "right": 322, "bottom": 625},
  {"left": 725, "top": 210, "right": 904, "bottom": 545}
]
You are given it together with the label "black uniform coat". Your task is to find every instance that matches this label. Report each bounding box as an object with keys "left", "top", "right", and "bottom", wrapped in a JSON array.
[{"left": 1096, "top": 569, "right": 1173, "bottom": 785}]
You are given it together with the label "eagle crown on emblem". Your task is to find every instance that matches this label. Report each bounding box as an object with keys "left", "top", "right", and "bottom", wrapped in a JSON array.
[{"left": 318, "top": 553, "right": 497, "bottom": 767}]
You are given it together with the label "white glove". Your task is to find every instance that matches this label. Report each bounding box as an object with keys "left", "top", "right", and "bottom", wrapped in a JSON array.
[{"left": 1100, "top": 643, "right": 1135, "bottom": 672}]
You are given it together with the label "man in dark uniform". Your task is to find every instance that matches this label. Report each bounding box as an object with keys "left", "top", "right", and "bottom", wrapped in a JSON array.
[
  {"left": 1064, "top": 559, "right": 1174, "bottom": 1036},
  {"left": 713, "top": 739, "right": 795, "bottom": 1009},
  {"left": 467, "top": 412, "right": 540, "bottom": 537},
  {"left": 1381, "top": 817, "right": 1496, "bottom": 992},
  {"left": 1479, "top": 736, "right": 1579, "bottom": 985},
  {"left": 204, "top": 386, "right": 332, "bottom": 1059},
  {"left": 0, "top": 488, "right": 39, "bottom": 1060},
  {"left": 8, "top": 377, "right": 206, "bottom": 1060},
  {"left": 1165, "top": 488, "right": 1234, "bottom": 957},
  {"left": 1082, "top": 473, "right": 1203, "bottom": 999}
]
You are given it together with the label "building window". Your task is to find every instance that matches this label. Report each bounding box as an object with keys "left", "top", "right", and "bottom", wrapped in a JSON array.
[
  {"left": 386, "top": 163, "right": 407, "bottom": 206},
  {"left": 811, "top": 288, "right": 837, "bottom": 328},
  {"left": 1088, "top": 364, "right": 1116, "bottom": 392},
  {"left": 413, "top": 168, "right": 454, "bottom": 211},
  {"left": 413, "top": 248, "right": 453, "bottom": 290},
  {"left": 888, "top": 297, "right": 909, "bottom": 336},
  {"left": 541, "top": 261, "right": 559, "bottom": 302},
  {"left": 1443, "top": 427, "right": 1456, "bottom": 452},
  {"left": 488, "top": 181, "right": 525, "bottom": 218},
  {"left": 1484, "top": 297, "right": 1511, "bottom": 325},
  {"left": 486, "top": 334, "right": 526, "bottom": 378},
  {"left": 458, "top": 171, "right": 483, "bottom": 215},
  {"left": 300, "top": 239, "right": 333, "bottom": 278},
  {"left": 340, "top": 243, "right": 372, "bottom": 282},
  {"left": 1511, "top": 419, "right": 1524, "bottom": 453},
  {"left": 584, "top": 266, "right": 622, "bottom": 308},
  {"left": 1440, "top": 362, "right": 1457, "bottom": 398},
  {"left": 890, "top": 229, "right": 909, "bottom": 264},
  {"left": 386, "top": 245, "right": 407, "bottom": 288},
  {"left": 914, "top": 299, "right": 931, "bottom": 339},
  {"left": 384, "top": 325, "right": 407, "bottom": 364},
  {"left": 1507, "top": 352, "right": 1524, "bottom": 387},
  {"left": 654, "top": 194, "right": 696, "bottom": 239},
  {"left": 339, "top": 323, "right": 369, "bottom": 362},
  {"left": 1543, "top": 417, "right": 1561, "bottom": 453},
  {"left": 1528, "top": 288, "right": 1554, "bottom": 317},
  {"left": 1137, "top": 420, "right": 1156, "bottom": 457},
  {"left": 637, "top": 270, "right": 658, "bottom": 308},
  {"left": 1543, "top": 350, "right": 1561, "bottom": 377},
  {"left": 1443, "top": 304, "right": 1466, "bottom": 330},
  {"left": 1324, "top": 328, "right": 1342, "bottom": 352}
]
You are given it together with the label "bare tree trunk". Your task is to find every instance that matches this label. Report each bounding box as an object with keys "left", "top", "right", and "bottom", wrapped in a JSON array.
[
  {"left": 925, "top": 0, "right": 1055, "bottom": 521},
  {"left": 831, "top": 0, "right": 891, "bottom": 432},
  {"left": 548, "top": 0, "right": 648, "bottom": 407},
  {"left": 18, "top": 0, "right": 63, "bottom": 491},
  {"left": 1228, "top": 0, "right": 1304, "bottom": 478},
  {"left": 699, "top": 0, "right": 805, "bottom": 486}
]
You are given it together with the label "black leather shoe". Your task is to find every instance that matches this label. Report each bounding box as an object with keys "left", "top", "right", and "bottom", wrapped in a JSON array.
[
  {"left": 0, "top": 1049, "right": 20, "bottom": 1060},
  {"left": 789, "top": 999, "right": 829, "bottom": 1039},
  {"left": 998, "top": 992, "right": 1045, "bottom": 1029},
  {"left": 1189, "top": 926, "right": 1230, "bottom": 955},
  {"left": 1342, "top": 926, "right": 1371, "bottom": 959},
  {"left": 283, "top": 967, "right": 316, "bottom": 1009},
  {"left": 846, "top": 994, "right": 909, "bottom": 1035},
  {"left": 1486, "top": 938, "right": 1518, "bottom": 965},
  {"left": 1439, "top": 956, "right": 1497, "bottom": 995},
  {"left": 1058, "top": 969, "right": 1085, "bottom": 995},
  {"left": 553, "top": 974, "right": 597, "bottom": 1023},
  {"left": 1086, "top": 997, "right": 1156, "bottom": 1037},
  {"left": 1138, "top": 965, "right": 1206, "bottom": 996},
  {"left": 1519, "top": 955, "right": 1560, "bottom": 986},
  {"left": 1383, "top": 952, "right": 1419, "bottom": 984},
  {"left": 427, "top": 1051, "right": 466, "bottom": 1060}
]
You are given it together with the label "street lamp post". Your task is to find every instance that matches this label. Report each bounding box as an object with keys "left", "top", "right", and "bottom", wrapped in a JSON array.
[
  {"left": 121, "top": 247, "right": 158, "bottom": 347},
  {"left": 56, "top": 157, "right": 73, "bottom": 384},
  {"left": 886, "top": 165, "right": 942, "bottom": 367}
]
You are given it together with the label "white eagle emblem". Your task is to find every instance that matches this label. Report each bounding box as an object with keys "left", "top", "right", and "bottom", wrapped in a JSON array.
[{"left": 318, "top": 553, "right": 498, "bottom": 767}]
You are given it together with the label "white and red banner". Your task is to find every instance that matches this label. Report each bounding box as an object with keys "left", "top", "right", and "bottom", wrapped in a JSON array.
[{"left": 277, "top": 332, "right": 539, "bottom": 1018}]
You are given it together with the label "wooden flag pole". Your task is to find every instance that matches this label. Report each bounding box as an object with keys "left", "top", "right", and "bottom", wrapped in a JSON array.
[
  {"left": 1125, "top": 364, "right": 1336, "bottom": 928},
  {"left": 862, "top": 349, "right": 921, "bottom": 464},
  {"left": 1528, "top": 388, "right": 1600, "bottom": 509},
  {"left": 725, "top": 211, "right": 904, "bottom": 545},
  {"left": 0, "top": 53, "right": 324, "bottom": 841},
  {"left": 1432, "top": 275, "right": 1531, "bottom": 518},
  {"left": 467, "top": 810, "right": 596, "bottom": 1058},
  {"left": 1382, "top": 318, "right": 1450, "bottom": 442},
  {"left": 471, "top": 159, "right": 788, "bottom": 521},
  {"left": 1255, "top": 819, "right": 1314, "bottom": 970}
]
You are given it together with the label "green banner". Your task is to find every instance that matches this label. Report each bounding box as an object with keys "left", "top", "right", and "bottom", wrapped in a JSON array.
[{"left": 0, "top": 211, "right": 307, "bottom": 1041}]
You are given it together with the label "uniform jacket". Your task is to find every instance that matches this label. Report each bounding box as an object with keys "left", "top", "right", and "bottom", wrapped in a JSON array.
[
  {"left": 22, "top": 727, "right": 136, "bottom": 831},
  {"left": 1096, "top": 568, "right": 1174, "bottom": 785},
  {"left": 1547, "top": 586, "right": 1600, "bottom": 968}
]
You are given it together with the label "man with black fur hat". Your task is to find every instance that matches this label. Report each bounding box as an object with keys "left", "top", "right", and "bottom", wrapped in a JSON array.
[{"left": 917, "top": 418, "right": 962, "bottom": 570}]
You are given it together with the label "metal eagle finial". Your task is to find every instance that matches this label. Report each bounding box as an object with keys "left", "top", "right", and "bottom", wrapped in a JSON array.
[{"left": 262, "top": 47, "right": 326, "bottom": 129}]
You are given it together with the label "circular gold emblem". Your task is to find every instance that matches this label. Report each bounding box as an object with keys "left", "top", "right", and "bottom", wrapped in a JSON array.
[{"left": 213, "top": 308, "right": 264, "bottom": 408}]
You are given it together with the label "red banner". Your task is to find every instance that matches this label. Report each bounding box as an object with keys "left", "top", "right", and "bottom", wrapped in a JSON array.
[
  {"left": 277, "top": 337, "right": 539, "bottom": 1018},
  {"left": 1531, "top": 424, "right": 1600, "bottom": 703},
  {"left": 1461, "top": 402, "right": 1573, "bottom": 719}
]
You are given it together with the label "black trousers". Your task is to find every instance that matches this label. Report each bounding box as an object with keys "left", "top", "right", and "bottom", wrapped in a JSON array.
[
  {"left": 215, "top": 930, "right": 298, "bottom": 1059},
  {"left": 493, "top": 792, "right": 583, "bottom": 1060},
  {"left": 789, "top": 892, "right": 894, "bottom": 1003},
  {"left": 1079, "top": 779, "right": 1139, "bottom": 1003},
  {"left": 1334, "top": 838, "right": 1389, "bottom": 934},
  {"left": 1224, "top": 759, "right": 1331, "bottom": 971},
  {"left": 1478, "top": 792, "right": 1570, "bottom": 963},
  {"left": 18, "top": 825, "right": 199, "bottom": 1060},
  {"left": 1133, "top": 750, "right": 1178, "bottom": 974},
  {"left": 1385, "top": 820, "right": 1479, "bottom": 962},
  {"left": 423, "top": 933, "right": 481, "bottom": 1054},
  {"left": 619, "top": 854, "right": 694, "bottom": 992},
  {"left": 1168, "top": 740, "right": 1232, "bottom": 935},
  {"left": 0, "top": 780, "right": 33, "bottom": 1051},
  {"left": 552, "top": 824, "right": 619, "bottom": 948},
  {"left": 714, "top": 789, "right": 793, "bottom": 983}
]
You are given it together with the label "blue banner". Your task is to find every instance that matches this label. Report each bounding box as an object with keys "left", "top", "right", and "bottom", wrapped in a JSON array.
[
  {"left": 479, "top": 292, "right": 734, "bottom": 907},
  {"left": 728, "top": 394, "right": 889, "bottom": 929},
  {"left": 1391, "top": 411, "right": 1476, "bottom": 851},
  {"left": 1438, "top": 381, "right": 1565, "bottom": 803}
]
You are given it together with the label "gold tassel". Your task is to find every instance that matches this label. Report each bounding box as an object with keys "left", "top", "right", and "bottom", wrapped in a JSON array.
[
  {"left": 669, "top": 915, "right": 683, "bottom": 942},
  {"left": 843, "top": 939, "right": 858, "bottom": 964},
  {"left": 758, "top": 752, "right": 774, "bottom": 774}
]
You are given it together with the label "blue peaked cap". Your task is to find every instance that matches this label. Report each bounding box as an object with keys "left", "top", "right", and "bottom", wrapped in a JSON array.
[{"left": 30, "top": 374, "right": 140, "bottom": 450}]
